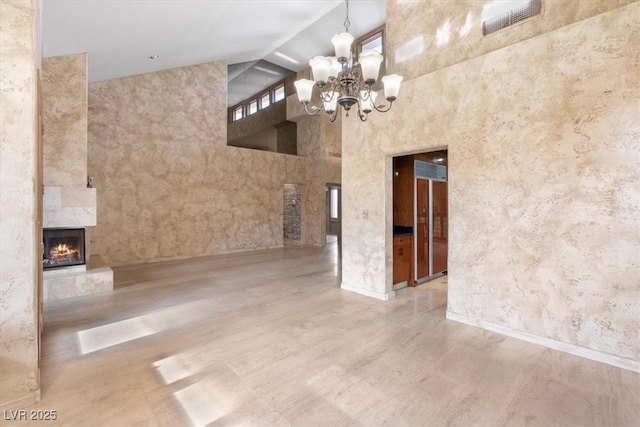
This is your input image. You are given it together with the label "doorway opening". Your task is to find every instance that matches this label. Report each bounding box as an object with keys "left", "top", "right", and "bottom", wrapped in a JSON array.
[
  {"left": 283, "top": 183, "right": 302, "bottom": 244},
  {"left": 392, "top": 149, "right": 448, "bottom": 290},
  {"left": 326, "top": 184, "right": 341, "bottom": 246}
]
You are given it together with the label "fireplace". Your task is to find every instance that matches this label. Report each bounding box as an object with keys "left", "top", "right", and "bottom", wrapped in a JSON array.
[{"left": 43, "top": 228, "right": 86, "bottom": 269}]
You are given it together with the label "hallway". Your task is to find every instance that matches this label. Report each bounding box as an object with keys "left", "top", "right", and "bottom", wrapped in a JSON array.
[{"left": 16, "top": 243, "right": 640, "bottom": 426}]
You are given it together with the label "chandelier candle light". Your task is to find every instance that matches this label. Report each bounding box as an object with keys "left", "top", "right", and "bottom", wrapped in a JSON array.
[{"left": 293, "top": 0, "right": 402, "bottom": 122}]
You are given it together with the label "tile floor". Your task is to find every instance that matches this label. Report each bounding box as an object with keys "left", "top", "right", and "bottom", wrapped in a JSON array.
[{"left": 6, "top": 242, "right": 639, "bottom": 426}]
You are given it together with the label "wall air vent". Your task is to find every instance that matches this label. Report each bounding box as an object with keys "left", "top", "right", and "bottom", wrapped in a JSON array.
[{"left": 482, "top": 0, "right": 542, "bottom": 36}]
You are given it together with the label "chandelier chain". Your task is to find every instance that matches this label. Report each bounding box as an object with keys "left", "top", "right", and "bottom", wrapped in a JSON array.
[{"left": 343, "top": 0, "right": 351, "bottom": 33}]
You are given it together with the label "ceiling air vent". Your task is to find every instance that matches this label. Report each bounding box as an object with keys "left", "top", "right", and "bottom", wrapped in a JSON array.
[{"left": 482, "top": 0, "right": 542, "bottom": 36}]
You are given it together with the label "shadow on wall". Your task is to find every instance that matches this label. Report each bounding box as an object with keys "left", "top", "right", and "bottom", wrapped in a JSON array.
[{"left": 228, "top": 121, "right": 297, "bottom": 155}]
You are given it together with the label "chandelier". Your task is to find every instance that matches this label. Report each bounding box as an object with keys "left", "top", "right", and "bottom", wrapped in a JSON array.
[{"left": 293, "top": 0, "right": 402, "bottom": 122}]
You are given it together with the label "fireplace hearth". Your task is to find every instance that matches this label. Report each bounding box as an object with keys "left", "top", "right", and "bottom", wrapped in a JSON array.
[{"left": 43, "top": 228, "right": 86, "bottom": 269}]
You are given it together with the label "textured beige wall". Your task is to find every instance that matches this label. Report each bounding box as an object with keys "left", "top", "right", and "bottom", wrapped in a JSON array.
[
  {"left": 0, "top": 0, "right": 41, "bottom": 407},
  {"left": 88, "top": 62, "right": 339, "bottom": 266},
  {"left": 297, "top": 115, "right": 342, "bottom": 245},
  {"left": 387, "top": 0, "right": 638, "bottom": 81},
  {"left": 227, "top": 101, "right": 286, "bottom": 141},
  {"left": 298, "top": 113, "right": 341, "bottom": 159},
  {"left": 42, "top": 53, "right": 87, "bottom": 187},
  {"left": 325, "top": 117, "right": 342, "bottom": 158},
  {"left": 342, "top": 2, "right": 640, "bottom": 361},
  {"left": 229, "top": 127, "right": 279, "bottom": 152},
  {"left": 277, "top": 121, "right": 297, "bottom": 155}
]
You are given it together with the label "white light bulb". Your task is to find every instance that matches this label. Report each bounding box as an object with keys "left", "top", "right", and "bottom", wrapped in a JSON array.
[
  {"left": 294, "top": 79, "right": 315, "bottom": 103},
  {"left": 309, "top": 56, "right": 332, "bottom": 85},
  {"left": 331, "top": 32, "right": 354, "bottom": 61},
  {"left": 359, "top": 50, "right": 383, "bottom": 84},
  {"left": 382, "top": 74, "right": 403, "bottom": 101}
]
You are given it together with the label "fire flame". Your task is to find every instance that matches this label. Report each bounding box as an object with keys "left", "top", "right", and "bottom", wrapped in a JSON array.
[
  {"left": 55, "top": 243, "right": 71, "bottom": 254},
  {"left": 44, "top": 239, "right": 81, "bottom": 266}
]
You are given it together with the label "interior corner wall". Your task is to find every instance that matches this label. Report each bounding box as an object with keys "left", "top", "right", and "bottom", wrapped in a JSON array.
[
  {"left": 88, "top": 62, "right": 340, "bottom": 266},
  {"left": 0, "top": 0, "right": 41, "bottom": 408},
  {"left": 297, "top": 116, "right": 342, "bottom": 245},
  {"left": 42, "top": 53, "right": 87, "bottom": 187},
  {"left": 277, "top": 121, "right": 297, "bottom": 155},
  {"left": 342, "top": 2, "right": 640, "bottom": 363}
]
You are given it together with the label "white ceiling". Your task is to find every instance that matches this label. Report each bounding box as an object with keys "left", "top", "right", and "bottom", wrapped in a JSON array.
[{"left": 41, "top": 0, "right": 386, "bottom": 105}]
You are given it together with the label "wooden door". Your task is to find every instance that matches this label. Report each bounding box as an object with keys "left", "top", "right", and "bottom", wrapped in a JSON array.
[
  {"left": 415, "top": 178, "right": 429, "bottom": 281},
  {"left": 432, "top": 181, "right": 448, "bottom": 274}
]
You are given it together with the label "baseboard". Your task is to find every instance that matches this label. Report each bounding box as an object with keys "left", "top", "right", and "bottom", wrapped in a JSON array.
[
  {"left": 393, "top": 281, "right": 408, "bottom": 291},
  {"left": 446, "top": 310, "right": 640, "bottom": 373},
  {"left": 108, "top": 244, "right": 286, "bottom": 268},
  {"left": 0, "top": 389, "right": 41, "bottom": 411},
  {"left": 341, "top": 282, "right": 396, "bottom": 301}
]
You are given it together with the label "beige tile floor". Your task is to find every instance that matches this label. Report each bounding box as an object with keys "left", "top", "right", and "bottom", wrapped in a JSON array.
[{"left": 7, "top": 242, "right": 639, "bottom": 426}]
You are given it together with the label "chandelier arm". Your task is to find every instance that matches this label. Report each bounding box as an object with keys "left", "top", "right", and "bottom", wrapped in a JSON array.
[
  {"left": 351, "top": 65, "right": 362, "bottom": 81},
  {"left": 344, "top": 60, "right": 359, "bottom": 76},
  {"left": 372, "top": 99, "right": 394, "bottom": 113},
  {"left": 303, "top": 102, "right": 324, "bottom": 116},
  {"left": 330, "top": 77, "right": 342, "bottom": 92},
  {"left": 329, "top": 110, "right": 338, "bottom": 122},
  {"left": 319, "top": 90, "right": 335, "bottom": 103},
  {"left": 356, "top": 104, "right": 368, "bottom": 122}
]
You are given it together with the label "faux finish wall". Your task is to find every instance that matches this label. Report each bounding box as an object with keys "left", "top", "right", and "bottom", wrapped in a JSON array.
[
  {"left": 227, "top": 101, "right": 286, "bottom": 141},
  {"left": 297, "top": 115, "right": 342, "bottom": 245},
  {"left": 42, "top": 53, "right": 87, "bottom": 187},
  {"left": 88, "top": 62, "right": 340, "bottom": 266},
  {"left": 387, "top": 0, "right": 638, "bottom": 81},
  {"left": 342, "top": 2, "right": 640, "bottom": 364},
  {"left": 0, "top": 0, "right": 41, "bottom": 407}
]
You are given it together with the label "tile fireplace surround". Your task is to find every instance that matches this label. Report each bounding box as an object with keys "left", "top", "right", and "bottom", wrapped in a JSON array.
[{"left": 43, "top": 186, "right": 113, "bottom": 301}]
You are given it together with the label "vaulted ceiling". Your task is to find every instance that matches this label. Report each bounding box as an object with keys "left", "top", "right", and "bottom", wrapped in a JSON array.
[{"left": 41, "top": 0, "right": 386, "bottom": 106}]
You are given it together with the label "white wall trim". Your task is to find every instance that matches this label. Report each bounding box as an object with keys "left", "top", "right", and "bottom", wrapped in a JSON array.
[
  {"left": 105, "top": 244, "right": 286, "bottom": 268},
  {"left": 446, "top": 310, "right": 640, "bottom": 373},
  {"left": 341, "top": 282, "right": 396, "bottom": 301}
]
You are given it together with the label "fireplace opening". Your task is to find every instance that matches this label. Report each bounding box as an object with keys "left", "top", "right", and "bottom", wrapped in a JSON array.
[{"left": 43, "top": 228, "right": 86, "bottom": 269}]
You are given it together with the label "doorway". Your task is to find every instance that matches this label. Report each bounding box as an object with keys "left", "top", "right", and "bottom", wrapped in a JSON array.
[
  {"left": 283, "top": 184, "right": 302, "bottom": 243},
  {"left": 326, "top": 184, "right": 341, "bottom": 245},
  {"left": 392, "top": 149, "right": 448, "bottom": 288}
]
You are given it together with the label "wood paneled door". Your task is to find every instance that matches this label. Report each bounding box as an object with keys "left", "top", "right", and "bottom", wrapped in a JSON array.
[
  {"left": 414, "top": 172, "right": 447, "bottom": 283},
  {"left": 415, "top": 178, "right": 430, "bottom": 281},
  {"left": 432, "top": 181, "right": 448, "bottom": 274}
]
